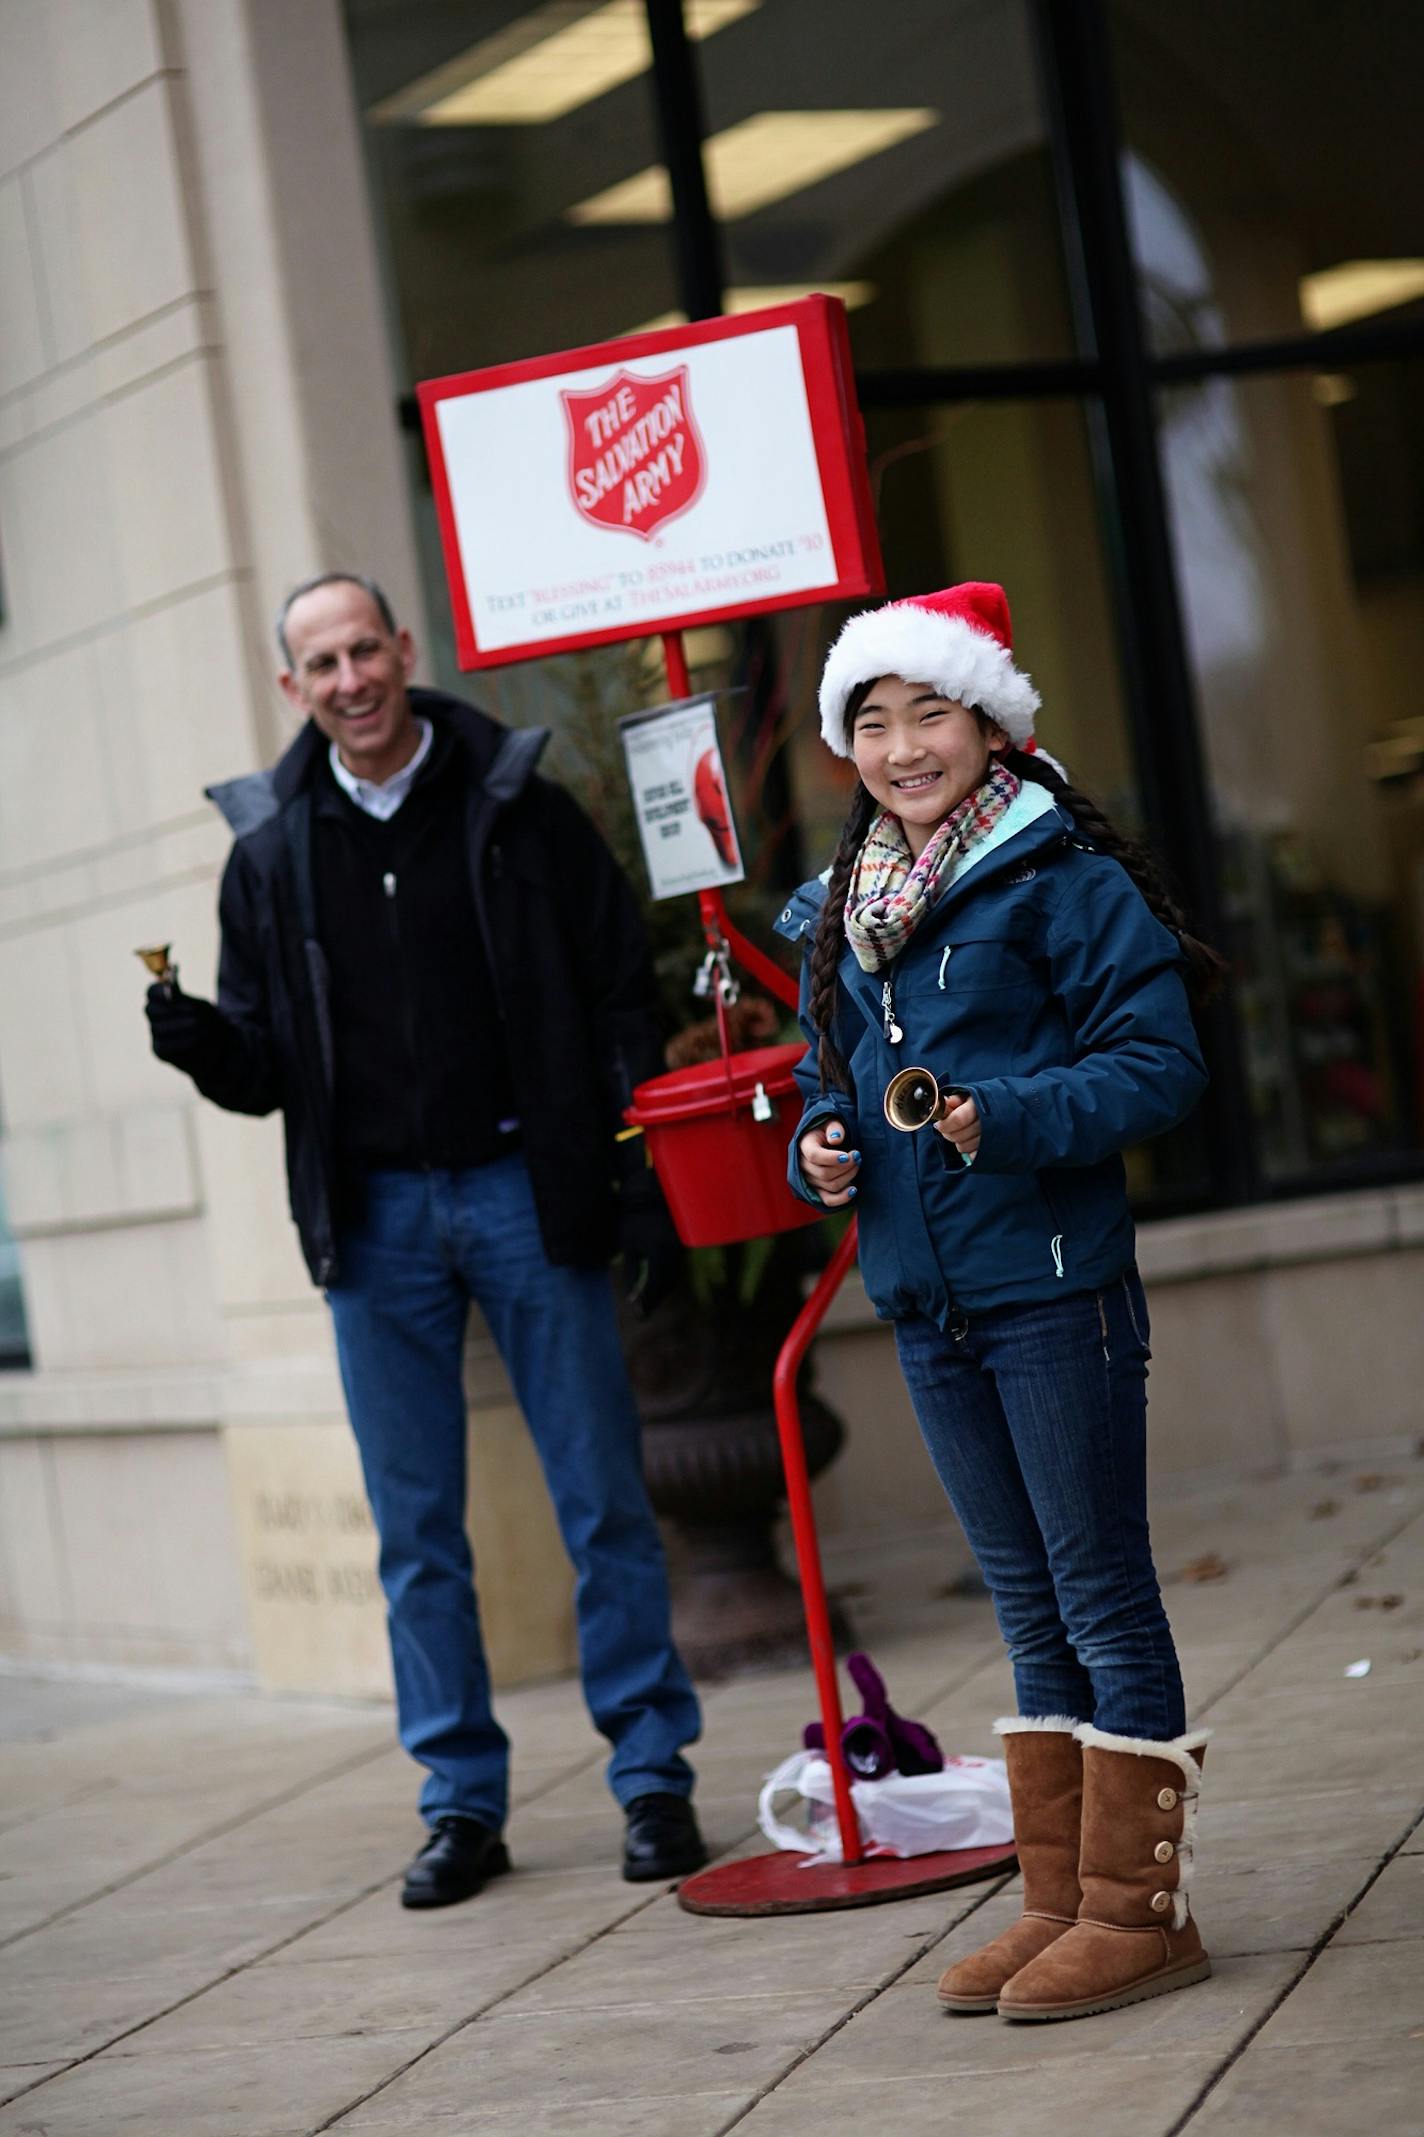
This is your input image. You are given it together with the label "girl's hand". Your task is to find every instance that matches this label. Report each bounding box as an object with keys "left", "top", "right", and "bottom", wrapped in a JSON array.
[
  {"left": 935, "top": 1093, "right": 981, "bottom": 1159},
  {"left": 799, "top": 1118, "right": 861, "bottom": 1206}
]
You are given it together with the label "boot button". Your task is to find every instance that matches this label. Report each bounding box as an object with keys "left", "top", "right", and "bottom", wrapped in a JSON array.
[
  {"left": 1155, "top": 1840, "right": 1175, "bottom": 1863},
  {"left": 1157, "top": 1786, "right": 1178, "bottom": 1810},
  {"left": 1150, "top": 1890, "right": 1172, "bottom": 1913}
]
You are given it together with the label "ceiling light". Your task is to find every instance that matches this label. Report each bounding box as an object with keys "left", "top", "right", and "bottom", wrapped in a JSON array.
[
  {"left": 370, "top": 0, "right": 758, "bottom": 128},
  {"left": 1300, "top": 260, "right": 1424, "bottom": 332},
  {"left": 631, "top": 283, "right": 878, "bottom": 332},
  {"left": 569, "top": 109, "right": 938, "bottom": 224}
]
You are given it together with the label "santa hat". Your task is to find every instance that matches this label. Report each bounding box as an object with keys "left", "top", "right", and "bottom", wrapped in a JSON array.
[{"left": 818, "top": 582, "right": 1043, "bottom": 759}]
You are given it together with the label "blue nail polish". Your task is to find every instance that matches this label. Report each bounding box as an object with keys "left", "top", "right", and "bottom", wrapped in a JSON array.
[
  {"left": 850, "top": 1151, "right": 861, "bottom": 1163},
  {"left": 836, "top": 1152, "right": 850, "bottom": 1164}
]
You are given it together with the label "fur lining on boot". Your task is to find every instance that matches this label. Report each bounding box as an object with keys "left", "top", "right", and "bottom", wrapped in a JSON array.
[
  {"left": 994, "top": 1715, "right": 1083, "bottom": 1736},
  {"left": 1075, "top": 1725, "right": 1211, "bottom": 1930}
]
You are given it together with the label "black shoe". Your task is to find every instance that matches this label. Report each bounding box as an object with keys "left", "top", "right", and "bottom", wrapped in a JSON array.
[
  {"left": 401, "top": 1816, "right": 511, "bottom": 1909},
  {"left": 621, "top": 1793, "right": 708, "bottom": 1883}
]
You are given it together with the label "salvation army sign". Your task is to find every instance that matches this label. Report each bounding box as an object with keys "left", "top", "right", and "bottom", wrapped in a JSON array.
[
  {"left": 563, "top": 366, "right": 704, "bottom": 540},
  {"left": 418, "top": 296, "right": 883, "bottom": 669}
]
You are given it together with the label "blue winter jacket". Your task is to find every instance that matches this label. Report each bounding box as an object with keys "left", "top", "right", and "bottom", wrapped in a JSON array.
[{"left": 775, "top": 784, "right": 1207, "bottom": 1322}]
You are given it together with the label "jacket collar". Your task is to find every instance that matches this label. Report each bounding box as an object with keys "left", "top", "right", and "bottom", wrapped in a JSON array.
[
  {"left": 774, "top": 790, "right": 1080, "bottom": 945},
  {"left": 205, "top": 686, "right": 550, "bottom": 836}
]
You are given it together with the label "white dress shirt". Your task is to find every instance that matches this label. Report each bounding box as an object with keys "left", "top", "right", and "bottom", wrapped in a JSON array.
[{"left": 328, "top": 718, "right": 434, "bottom": 821}]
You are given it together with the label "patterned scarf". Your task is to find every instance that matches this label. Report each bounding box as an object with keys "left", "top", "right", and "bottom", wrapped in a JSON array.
[{"left": 844, "top": 763, "right": 1021, "bottom": 974}]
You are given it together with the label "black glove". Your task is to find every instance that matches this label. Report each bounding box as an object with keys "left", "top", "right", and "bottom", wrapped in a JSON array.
[
  {"left": 145, "top": 981, "right": 226, "bottom": 1072},
  {"left": 617, "top": 1159, "right": 684, "bottom": 1319}
]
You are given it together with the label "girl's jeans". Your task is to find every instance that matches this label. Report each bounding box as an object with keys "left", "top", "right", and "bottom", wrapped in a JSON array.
[
  {"left": 326, "top": 1156, "right": 701, "bottom": 1831},
  {"left": 895, "top": 1270, "right": 1185, "bottom": 1739}
]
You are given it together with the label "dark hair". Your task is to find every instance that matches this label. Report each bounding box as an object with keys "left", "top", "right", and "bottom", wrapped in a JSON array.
[
  {"left": 807, "top": 685, "right": 1225, "bottom": 1092},
  {"left": 275, "top": 572, "right": 398, "bottom": 666}
]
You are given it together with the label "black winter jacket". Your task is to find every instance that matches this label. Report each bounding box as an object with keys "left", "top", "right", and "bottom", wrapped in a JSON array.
[{"left": 198, "top": 689, "right": 662, "bottom": 1285}]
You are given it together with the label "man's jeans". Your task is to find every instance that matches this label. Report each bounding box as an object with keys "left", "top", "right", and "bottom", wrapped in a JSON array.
[
  {"left": 895, "top": 1271, "right": 1185, "bottom": 1739},
  {"left": 326, "top": 1157, "right": 701, "bottom": 1829}
]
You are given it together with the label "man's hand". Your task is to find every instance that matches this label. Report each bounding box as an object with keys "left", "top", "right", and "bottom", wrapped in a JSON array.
[
  {"left": 934, "top": 1092, "right": 981, "bottom": 1160},
  {"left": 144, "top": 981, "right": 224, "bottom": 1070},
  {"left": 798, "top": 1118, "right": 861, "bottom": 1206},
  {"left": 617, "top": 1160, "right": 683, "bottom": 1318}
]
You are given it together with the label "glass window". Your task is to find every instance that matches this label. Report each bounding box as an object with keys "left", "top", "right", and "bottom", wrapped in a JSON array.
[
  {"left": 345, "top": 1, "right": 683, "bottom": 377},
  {"left": 691, "top": 0, "right": 1076, "bottom": 369},
  {"left": 1158, "top": 360, "right": 1424, "bottom": 1179},
  {"left": 0, "top": 1163, "right": 30, "bottom": 1370},
  {"left": 1110, "top": 1, "right": 1424, "bottom": 355}
]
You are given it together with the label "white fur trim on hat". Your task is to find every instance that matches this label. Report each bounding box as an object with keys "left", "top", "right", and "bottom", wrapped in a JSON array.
[{"left": 818, "top": 603, "right": 1042, "bottom": 757}]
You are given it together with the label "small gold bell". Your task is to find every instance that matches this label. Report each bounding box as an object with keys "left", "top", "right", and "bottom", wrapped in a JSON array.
[
  {"left": 134, "top": 944, "right": 177, "bottom": 989},
  {"left": 883, "top": 1065, "right": 964, "bottom": 1133}
]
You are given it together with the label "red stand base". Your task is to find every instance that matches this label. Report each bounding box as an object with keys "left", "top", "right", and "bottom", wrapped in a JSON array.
[{"left": 676, "top": 1842, "right": 1018, "bottom": 1917}]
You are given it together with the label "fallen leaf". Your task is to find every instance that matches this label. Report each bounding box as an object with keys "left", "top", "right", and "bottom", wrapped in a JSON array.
[
  {"left": 1352, "top": 1595, "right": 1402, "bottom": 1611},
  {"left": 1354, "top": 1473, "right": 1386, "bottom": 1492},
  {"left": 1174, "top": 1553, "right": 1229, "bottom": 1584},
  {"left": 1310, "top": 1499, "right": 1341, "bottom": 1520}
]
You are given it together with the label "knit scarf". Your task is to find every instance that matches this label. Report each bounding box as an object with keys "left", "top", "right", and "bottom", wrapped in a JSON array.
[{"left": 844, "top": 763, "right": 1021, "bottom": 974}]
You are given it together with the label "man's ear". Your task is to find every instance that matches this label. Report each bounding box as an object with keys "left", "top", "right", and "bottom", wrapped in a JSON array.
[
  {"left": 277, "top": 669, "right": 305, "bottom": 713},
  {"left": 397, "top": 627, "right": 417, "bottom": 680}
]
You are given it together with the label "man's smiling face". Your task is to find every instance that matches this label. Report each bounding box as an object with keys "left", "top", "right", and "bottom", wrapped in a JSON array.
[{"left": 279, "top": 580, "right": 419, "bottom": 783}]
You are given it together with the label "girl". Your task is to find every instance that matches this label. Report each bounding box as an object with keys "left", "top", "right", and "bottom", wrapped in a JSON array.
[{"left": 776, "top": 583, "right": 1216, "bottom": 2025}]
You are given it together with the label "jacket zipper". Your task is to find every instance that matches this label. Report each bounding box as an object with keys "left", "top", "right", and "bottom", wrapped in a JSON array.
[
  {"left": 384, "top": 870, "right": 432, "bottom": 1163},
  {"left": 881, "top": 970, "right": 903, "bottom": 1044}
]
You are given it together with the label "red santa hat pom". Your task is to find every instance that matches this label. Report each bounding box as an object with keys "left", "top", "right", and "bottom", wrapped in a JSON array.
[{"left": 818, "top": 581, "right": 1044, "bottom": 759}]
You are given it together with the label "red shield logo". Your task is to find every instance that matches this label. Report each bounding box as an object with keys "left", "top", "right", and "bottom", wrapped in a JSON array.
[{"left": 560, "top": 365, "right": 706, "bottom": 541}]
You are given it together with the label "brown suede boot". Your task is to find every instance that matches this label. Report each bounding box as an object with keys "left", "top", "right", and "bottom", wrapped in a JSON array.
[
  {"left": 998, "top": 1724, "right": 1211, "bottom": 2022},
  {"left": 937, "top": 1717, "right": 1084, "bottom": 2014}
]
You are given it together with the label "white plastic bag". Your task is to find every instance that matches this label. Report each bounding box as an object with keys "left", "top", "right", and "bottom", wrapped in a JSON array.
[{"left": 758, "top": 1748, "right": 1013, "bottom": 1863}]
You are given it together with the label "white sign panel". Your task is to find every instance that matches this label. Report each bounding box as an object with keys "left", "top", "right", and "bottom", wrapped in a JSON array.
[
  {"left": 433, "top": 326, "right": 835, "bottom": 654},
  {"left": 621, "top": 696, "right": 745, "bottom": 902}
]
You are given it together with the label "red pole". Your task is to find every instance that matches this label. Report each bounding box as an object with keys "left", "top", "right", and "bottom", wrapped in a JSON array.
[
  {"left": 772, "top": 1219, "right": 864, "bottom": 1864},
  {"left": 662, "top": 630, "right": 693, "bottom": 701},
  {"left": 664, "top": 622, "right": 862, "bottom": 1863}
]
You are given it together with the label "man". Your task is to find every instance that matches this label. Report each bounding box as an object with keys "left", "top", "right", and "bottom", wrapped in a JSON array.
[{"left": 146, "top": 572, "right": 705, "bottom": 1905}]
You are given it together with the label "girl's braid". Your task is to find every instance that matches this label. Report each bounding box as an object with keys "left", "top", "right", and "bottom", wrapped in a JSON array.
[
  {"left": 1005, "top": 747, "right": 1225, "bottom": 999},
  {"left": 808, "top": 777, "right": 877, "bottom": 1091}
]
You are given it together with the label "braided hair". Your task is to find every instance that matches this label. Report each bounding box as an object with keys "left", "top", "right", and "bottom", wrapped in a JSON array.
[
  {"left": 1001, "top": 745, "right": 1225, "bottom": 1001},
  {"left": 806, "top": 685, "right": 1223, "bottom": 1093}
]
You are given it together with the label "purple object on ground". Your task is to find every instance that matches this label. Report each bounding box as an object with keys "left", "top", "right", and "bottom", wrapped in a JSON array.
[{"left": 802, "top": 1651, "right": 945, "bottom": 1778}]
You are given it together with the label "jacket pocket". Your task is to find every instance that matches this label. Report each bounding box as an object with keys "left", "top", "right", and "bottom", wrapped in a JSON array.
[{"left": 900, "top": 930, "right": 1033, "bottom": 996}]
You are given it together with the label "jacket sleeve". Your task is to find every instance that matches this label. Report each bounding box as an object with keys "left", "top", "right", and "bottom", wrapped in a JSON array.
[
  {"left": 967, "top": 862, "right": 1208, "bottom": 1173},
  {"left": 786, "top": 950, "right": 860, "bottom": 1207},
  {"left": 543, "top": 785, "right": 665, "bottom": 1132},
  {"left": 188, "top": 844, "right": 283, "bottom": 1117}
]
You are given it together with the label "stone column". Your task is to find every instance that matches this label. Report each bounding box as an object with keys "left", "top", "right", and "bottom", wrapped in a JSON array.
[{"left": 0, "top": 0, "right": 574, "bottom": 1689}]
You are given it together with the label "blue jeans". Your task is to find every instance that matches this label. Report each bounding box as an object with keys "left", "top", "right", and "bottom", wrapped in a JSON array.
[
  {"left": 895, "top": 1271, "right": 1185, "bottom": 1739},
  {"left": 325, "top": 1157, "right": 701, "bottom": 1828}
]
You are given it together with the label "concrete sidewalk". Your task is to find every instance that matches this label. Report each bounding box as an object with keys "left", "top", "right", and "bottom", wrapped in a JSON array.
[{"left": 1, "top": 1455, "right": 1421, "bottom": 2136}]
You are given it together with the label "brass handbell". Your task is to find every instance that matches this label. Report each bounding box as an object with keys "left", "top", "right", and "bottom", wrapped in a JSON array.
[
  {"left": 135, "top": 943, "right": 177, "bottom": 992},
  {"left": 883, "top": 1064, "right": 969, "bottom": 1133}
]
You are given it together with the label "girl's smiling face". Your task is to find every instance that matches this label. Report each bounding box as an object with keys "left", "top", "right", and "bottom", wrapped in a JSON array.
[{"left": 850, "top": 675, "right": 1009, "bottom": 858}]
